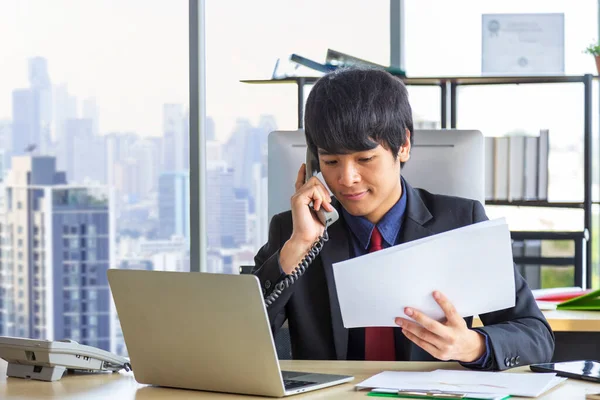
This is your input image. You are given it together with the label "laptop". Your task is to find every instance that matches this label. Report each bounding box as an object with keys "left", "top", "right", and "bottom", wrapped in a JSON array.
[{"left": 107, "top": 269, "right": 353, "bottom": 397}]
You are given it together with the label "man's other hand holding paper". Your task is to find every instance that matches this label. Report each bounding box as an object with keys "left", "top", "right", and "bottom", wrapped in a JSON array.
[{"left": 395, "top": 290, "right": 486, "bottom": 363}]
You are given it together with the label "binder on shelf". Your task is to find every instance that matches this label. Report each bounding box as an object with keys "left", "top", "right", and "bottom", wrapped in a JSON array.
[
  {"left": 523, "top": 135, "right": 539, "bottom": 200},
  {"left": 537, "top": 129, "right": 549, "bottom": 201},
  {"left": 289, "top": 54, "right": 334, "bottom": 73},
  {"left": 556, "top": 288, "right": 600, "bottom": 311},
  {"left": 508, "top": 135, "right": 525, "bottom": 201},
  {"left": 485, "top": 138, "right": 495, "bottom": 200},
  {"left": 493, "top": 136, "right": 509, "bottom": 200}
]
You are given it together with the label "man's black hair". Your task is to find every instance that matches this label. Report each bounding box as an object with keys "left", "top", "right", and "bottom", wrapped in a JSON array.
[{"left": 304, "top": 67, "right": 413, "bottom": 166}]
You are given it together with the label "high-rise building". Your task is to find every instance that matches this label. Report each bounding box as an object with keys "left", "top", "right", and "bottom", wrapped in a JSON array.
[
  {"left": 206, "top": 162, "right": 227, "bottom": 249},
  {"left": 158, "top": 171, "right": 189, "bottom": 240},
  {"left": 11, "top": 89, "right": 36, "bottom": 157},
  {"left": 111, "top": 136, "right": 158, "bottom": 203},
  {"left": 105, "top": 132, "right": 138, "bottom": 191},
  {"left": 183, "top": 109, "right": 190, "bottom": 169},
  {"left": 0, "top": 121, "right": 12, "bottom": 175},
  {"left": 53, "top": 83, "right": 78, "bottom": 145},
  {"left": 82, "top": 97, "right": 100, "bottom": 136},
  {"left": 11, "top": 58, "right": 53, "bottom": 158},
  {"left": 224, "top": 118, "right": 272, "bottom": 200},
  {"left": 28, "top": 57, "right": 51, "bottom": 91},
  {"left": 206, "top": 116, "right": 216, "bottom": 141},
  {"left": 252, "top": 162, "right": 268, "bottom": 250},
  {"left": 113, "top": 158, "right": 141, "bottom": 202},
  {"left": 0, "top": 156, "right": 114, "bottom": 351},
  {"left": 206, "top": 140, "right": 223, "bottom": 163},
  {"left": 63, "top": 119, "right": 106, "bottom": 184},
  {"left": 28, "top": 57, "right": 52, "bottom": 154},
  {"left": 162, "top": 104, "right": 186, "bottom": 171},
  {"left": 206, "top": 162, "right": 248, "bottom": 250},
  {"left": 131, "top": 139, "right": 161, "bottom": 197}
]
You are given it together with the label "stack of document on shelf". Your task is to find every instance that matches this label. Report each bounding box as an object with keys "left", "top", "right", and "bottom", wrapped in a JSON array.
[
  {"left": 357, "top": 370, "right": 566, "bottom": 398},
  {"left": 332, "top": 219, "right": 515, "bottom": 328}
]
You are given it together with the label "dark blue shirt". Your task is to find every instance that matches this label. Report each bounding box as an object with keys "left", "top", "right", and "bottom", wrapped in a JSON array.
[{"left": 342, "top": 178, "right": 490, "bottom": 367}]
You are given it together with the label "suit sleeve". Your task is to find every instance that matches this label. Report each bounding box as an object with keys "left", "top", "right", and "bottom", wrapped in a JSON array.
[
  {"left": 469, "top": 201, "right": 555, "bottom": 371},
  {"left": 252, "top": 213, "right": 296, "bottom": 336}
]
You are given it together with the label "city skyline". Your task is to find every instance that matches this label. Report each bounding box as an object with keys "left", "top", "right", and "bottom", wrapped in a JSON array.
[{"left": 0, "top": 54, "right": 275, "bottom": 354}]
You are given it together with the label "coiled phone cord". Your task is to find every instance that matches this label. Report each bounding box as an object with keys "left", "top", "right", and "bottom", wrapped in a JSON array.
[{"left": 264, "top": 230, "right": 330, "bottom": 308}]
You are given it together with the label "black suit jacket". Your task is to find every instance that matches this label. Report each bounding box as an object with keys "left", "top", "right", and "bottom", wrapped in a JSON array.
[{"left": 252, "top": 181, "right": 554, "bottom": 370}]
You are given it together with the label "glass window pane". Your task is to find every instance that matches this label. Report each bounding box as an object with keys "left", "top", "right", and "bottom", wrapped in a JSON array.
[
  {"left": 0, "top": 1, "right": 189, "bottom": 356},
  {"left": 205, "top": 0, "right": 389, "bottom": 274}
]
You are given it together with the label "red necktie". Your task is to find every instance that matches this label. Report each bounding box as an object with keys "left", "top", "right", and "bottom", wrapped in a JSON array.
[{"left": 364, "top": 227, "right": 396, "bottom": 361}]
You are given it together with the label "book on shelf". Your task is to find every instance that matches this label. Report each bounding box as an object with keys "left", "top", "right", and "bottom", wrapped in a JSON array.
[
  {"left": 537, "top": 129, "right": 549, "bottom": 201},
  {"left": 492, "top": 136, "right": 509, "bottom": 200},
  {"left": 485, "top": 129, "right": 550, "bottom": 202},
  {"left": 508, "top": 135, "right": 525, "bottom": 201},
  {"left": 484, "top": 138, "right": 495, "bottom": 200},
  {"left": 523, "top": 135, "right": 539, "bottom": 200}
]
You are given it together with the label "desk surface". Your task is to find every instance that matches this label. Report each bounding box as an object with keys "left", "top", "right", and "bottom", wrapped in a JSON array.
[
  {"left": 473, "top": 309, "right": 600, "bottom": 332},
  {"left": 1, "top": 359, "right": 599, "bottom": 399}
]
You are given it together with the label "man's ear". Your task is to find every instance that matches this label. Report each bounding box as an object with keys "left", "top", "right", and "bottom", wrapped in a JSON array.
[{"left": 398, "top": 128, "right": 411, "bottom": 163}]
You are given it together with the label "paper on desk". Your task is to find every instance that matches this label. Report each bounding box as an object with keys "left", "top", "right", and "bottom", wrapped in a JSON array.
[
  {"left": 357, "top": 370, "right": 566, "bottom": 397},
  {"left": 332, "top": 219, "right": 515, "bottom": 328}
]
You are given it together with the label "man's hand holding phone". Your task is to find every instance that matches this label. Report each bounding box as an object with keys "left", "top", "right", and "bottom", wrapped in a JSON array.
[{"left": 279, "top": 164, "right": 334, "bottom": 275}]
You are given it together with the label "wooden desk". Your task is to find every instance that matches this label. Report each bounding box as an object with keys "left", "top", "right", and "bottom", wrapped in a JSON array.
[
  {"left": 473, "top": 309, "right": 600, "bottom": 332},
  {"left": 1, "top": 359, "right": 599, "bottom": 399}
]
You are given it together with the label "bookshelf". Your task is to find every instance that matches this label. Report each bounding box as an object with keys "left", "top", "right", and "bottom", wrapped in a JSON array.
[{"left": 242, "top": 74, "right": 598, "bottom": 288}]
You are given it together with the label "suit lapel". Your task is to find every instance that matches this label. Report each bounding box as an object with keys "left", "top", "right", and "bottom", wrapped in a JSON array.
[
  {"left": 319, "top": 205, "right": 351, "bottom": 360},
  {"left": 398, "top": 180, "right": 435, "bottom": 244}
]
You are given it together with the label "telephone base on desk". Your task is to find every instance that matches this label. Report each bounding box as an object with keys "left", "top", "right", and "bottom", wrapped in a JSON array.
[
  {"left": 0, "top": 336, "right": 131, "bottom": 382},
  {"left": 7, "top": 363, "right": 67, "bottom": 381}
]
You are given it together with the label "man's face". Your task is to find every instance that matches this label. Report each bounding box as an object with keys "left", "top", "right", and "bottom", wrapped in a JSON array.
[{"left": 318, "top": 135, "right": 411, "bottom": 224}]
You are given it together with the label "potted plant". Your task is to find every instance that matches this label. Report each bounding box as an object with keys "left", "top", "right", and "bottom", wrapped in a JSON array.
[{"left": 584, "top": 42, "right": 600, "bottom": 75}]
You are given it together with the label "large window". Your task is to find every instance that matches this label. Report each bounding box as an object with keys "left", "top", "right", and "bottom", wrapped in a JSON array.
[
  {"left": 0, "top": 1, "right": 189, "bottom": 355},
  {"left": 203, "top": 0, "right": 390, "bottom": 273},
  {"left": 405, "top": 0, "right": 599, "bottom": 288}
]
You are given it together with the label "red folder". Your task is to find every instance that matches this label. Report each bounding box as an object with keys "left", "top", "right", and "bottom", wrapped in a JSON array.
[{"left": 535, "top": 289, "right": 593, "bottom": 302}]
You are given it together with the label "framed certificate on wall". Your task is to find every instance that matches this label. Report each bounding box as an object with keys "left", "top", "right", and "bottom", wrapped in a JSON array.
[{"left": 482, "top": 13, "right": 564, "bottom": 75}]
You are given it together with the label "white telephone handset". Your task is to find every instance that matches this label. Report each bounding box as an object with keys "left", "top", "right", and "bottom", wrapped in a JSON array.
[
  {"left": 263, "top": 150, "right": 339, "bottom": 308},
  {"left": 305, "top": 150, "right": 339, "bottom": 228}
]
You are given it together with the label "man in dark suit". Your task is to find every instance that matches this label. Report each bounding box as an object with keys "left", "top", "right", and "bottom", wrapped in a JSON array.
[{"left": 253, "top": 68, "right": 554, "bottom": 371}]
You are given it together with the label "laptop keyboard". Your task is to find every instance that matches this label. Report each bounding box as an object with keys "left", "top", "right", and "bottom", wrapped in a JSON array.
[{"left": 283, "top": 379, "right": 317, "bottom": 390}]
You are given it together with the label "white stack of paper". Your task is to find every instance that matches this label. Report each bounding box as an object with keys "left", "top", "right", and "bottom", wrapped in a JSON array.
[
  {"left": 332, "top": 218, "right": 515, "bottom": 328},
  {"left": 356, "top": 370, "right": 566, "bottom": 397}
]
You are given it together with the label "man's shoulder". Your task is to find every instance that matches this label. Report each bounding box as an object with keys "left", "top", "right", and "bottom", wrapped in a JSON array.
[
  {"left": 414, "top": 187, "right": 480, "bottom": 209},
  {"left": 271, "top": 210, "right": 294, "bottom": 229},
  {"left": 411, "top": 187, "right": 483, "bottom": 226}
]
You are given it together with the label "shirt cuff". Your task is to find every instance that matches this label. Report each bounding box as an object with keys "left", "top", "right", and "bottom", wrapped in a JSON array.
[
  {"left": 460, "top": 329, "right": 491, "bottom": 368},
  {"left": 276, "top": 253, "right": 289, "bottom": 278}
]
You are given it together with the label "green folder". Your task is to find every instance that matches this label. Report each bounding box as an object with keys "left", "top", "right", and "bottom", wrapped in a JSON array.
[
  {"left": 556, "top": 288, "right": 600, "bottom": 310},
  {"left": 367, "top": 392, "right": 510, "bottom": 400}
]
